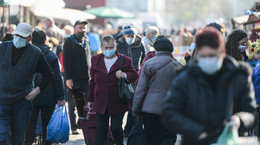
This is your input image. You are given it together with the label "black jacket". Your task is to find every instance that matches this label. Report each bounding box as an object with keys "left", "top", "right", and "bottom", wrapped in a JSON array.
[
  {"left": 161, "top": 56, "right": 257, "bottom": 145},
  {"left": 116, "top": 35, "right": 145, "bottom": 71},
  {"left": 63, "top": 34, "right": 91, "bottom": 81},
  {"left": 33, "top": 44, "right": 65, "bottom": 106}
]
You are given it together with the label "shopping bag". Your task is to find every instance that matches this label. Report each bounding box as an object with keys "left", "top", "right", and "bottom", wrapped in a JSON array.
[
  {"left": 127, "top": 117, "right": 148, "bottom": 145},
  {"left": 47, "top": 104, "right": 70, "bottom": 143},
  {"left": 216, "top": 122, "right": 238, "bottom": 145}
]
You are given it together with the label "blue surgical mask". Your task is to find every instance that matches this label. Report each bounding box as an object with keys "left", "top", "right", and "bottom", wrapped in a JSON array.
[
  {"left": 13, "top": 36, "right": 27, "bottom": 49},
  {"left": 197, "top": 56, "right": 222, "bottom": 75},
  {"left": 238, "top": 44, "right": 247, "bottom": 52},
  {"left": 103, "top": 49, "right": 116, "bottom": 58},
  {"left": 152, "top": 35, "right": 157, "bottom": 42}
]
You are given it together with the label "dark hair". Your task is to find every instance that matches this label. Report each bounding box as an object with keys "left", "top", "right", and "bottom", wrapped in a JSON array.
[
  {"left": 154, "top": 34, "right": 168, "bottom": 42},
  {"left": 195, "top": 27, "right": 223, "bottom": 50},
  {"left": 3, "top": 33, "right": 13, "bottom": 41},
  {"left": 225, "top": 29, "right": 248, "bottom": 61},
  {"left": 32, "top": 30, "right": 46, "bottom": 45}
]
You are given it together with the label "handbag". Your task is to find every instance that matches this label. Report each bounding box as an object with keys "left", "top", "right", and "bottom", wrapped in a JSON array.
[
  {"left": 118, "top": 55, "right": 135, "bottom": 102},
  {"left": 127, "top": 117, "right": 148, "bottom": 145}
]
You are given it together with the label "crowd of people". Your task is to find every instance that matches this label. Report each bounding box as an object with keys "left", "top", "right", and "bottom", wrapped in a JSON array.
[{"left": 0, "top": 17, "right": 260, "bottom": 145}]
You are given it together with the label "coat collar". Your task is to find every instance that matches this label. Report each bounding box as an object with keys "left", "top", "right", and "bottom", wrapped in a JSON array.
[{"left": 98, "top": 52, "right": 122, "bottom": 74}]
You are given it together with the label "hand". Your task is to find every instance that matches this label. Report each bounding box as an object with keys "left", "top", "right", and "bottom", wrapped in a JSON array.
[
  {"left": 57, "top": 100, "right": 66, "bottom": 107},
  {"left": 66, "top": 79, "right": 73, "bottom": 89},
  {"left": 198, "top": 131, "right": 208, "bottom": 140},
  {"left": 116, "top": 70, "right": 126, "bottom": 79},
  {"left": 87, "top": 102, "right": 93, "bottom": 110},
  {"left": 25, "top": 87, "right": 41, "bottom": 101},
  {"left": 223, "top": 115, "right": 240, "bottom": 132}
]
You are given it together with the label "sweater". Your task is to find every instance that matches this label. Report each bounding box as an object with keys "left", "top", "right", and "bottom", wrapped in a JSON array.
[{"left": 0, "top": 41, "right": 41, "bottom": 104}]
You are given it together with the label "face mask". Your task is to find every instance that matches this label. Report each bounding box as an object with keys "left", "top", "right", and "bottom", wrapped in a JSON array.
[
  {"left": 152, "top": 35, "right": 157, "bottom": 42},
  {"left": 77, "top": 32, "right": 86, "bottom": 38},
  {"left": 238, "top": 44, "right": 247, "bottom": 52},
  {"left": 103, "top": 49, "right": 116, "bottom": 58},
  {"left": 13, "top": 36, "right": 27, "bottom": 49},
  {"left": 197, "top": 56, "right": 222, "bottom": 75},
  {"left": 125, "top": 37, "right": 135, "bottom": 45}
]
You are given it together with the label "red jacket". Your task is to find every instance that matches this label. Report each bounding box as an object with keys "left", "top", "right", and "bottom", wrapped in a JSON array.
[{"left": 88, "top": 53, "right": 138, "bottom": 115}]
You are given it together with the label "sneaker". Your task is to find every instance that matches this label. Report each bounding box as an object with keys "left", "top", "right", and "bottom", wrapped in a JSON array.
[{"left": 72, "top": 130, "right": 79, "bottom": 135}]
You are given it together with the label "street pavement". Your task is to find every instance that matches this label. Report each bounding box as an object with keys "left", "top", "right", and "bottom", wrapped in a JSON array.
[
  {"left": 61, "top": 112, "right": 181, "bottom": 145},
  {"left": 33, "top": 104, "right": 181, "bottom": 145}
]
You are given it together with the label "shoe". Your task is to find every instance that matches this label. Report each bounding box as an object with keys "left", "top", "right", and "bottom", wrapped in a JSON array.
[{"left": 72, "top": 130, "right": 79, "bottom": 135}]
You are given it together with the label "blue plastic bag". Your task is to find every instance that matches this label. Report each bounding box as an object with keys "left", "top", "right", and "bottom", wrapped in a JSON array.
[{"left": 47, "top": 105, "right": 70, "bottom": 143}]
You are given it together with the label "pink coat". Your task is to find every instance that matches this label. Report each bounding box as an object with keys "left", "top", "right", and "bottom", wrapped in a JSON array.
[{"left": 88, "top": 53, "right": 138, "bottom": 115}]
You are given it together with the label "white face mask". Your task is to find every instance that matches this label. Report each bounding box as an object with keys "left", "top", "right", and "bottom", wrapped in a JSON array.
[
  {"left": 125, "top": 37, "right": 135, "bottom": 45},
  {"left": 13, "top": 36, "right": 27, "bottom": 49},
  {"left": 197, "top": 56, "right": 223, "bottom": 75}
]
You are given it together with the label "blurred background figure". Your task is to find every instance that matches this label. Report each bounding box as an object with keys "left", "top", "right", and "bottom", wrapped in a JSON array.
[
  {"left": 48, "top": 37, "right": 62, "bottom": 58},
  {"left": 142, "top": 26, "right": 159, "bottom": 54},
  {"left": 113, "top": 25, "right": 123, "bottom": 39},
  {"left": 225, "top": 29, "right": 248, "bottom": 61},
  {"left": 44, "top": 18, "right": 64, "bottom": 45}
]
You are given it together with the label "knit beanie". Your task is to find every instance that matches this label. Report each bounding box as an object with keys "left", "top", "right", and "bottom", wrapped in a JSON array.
[
  {"left": 248, "top": 39, "right": 260, "bottom": 60},
  {"left": 153, "top": 38, "right": 174, "bottom": 52}
]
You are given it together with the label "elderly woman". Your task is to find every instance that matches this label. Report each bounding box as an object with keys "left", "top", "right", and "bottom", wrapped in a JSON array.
[
  {"left": 225, "top": 29, "right": 248, "bottom": 61},
  {"left": 132, "top": 37, "right": 183, "bottom": 145},
  {"left": 142, "top": 26, "right": 159, "bottom": 53},
  {"left": 88, "top": 35, "right": 138, "bottom": 145}
]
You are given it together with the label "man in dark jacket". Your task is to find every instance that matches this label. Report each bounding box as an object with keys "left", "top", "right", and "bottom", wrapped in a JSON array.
[
  {"left": 116, "top": 25, "right": 145, "bottom": 136},
  {"left": 63, "top": 20, "right": 91, "bottom": 134},
  {"left": 25, "top": 30, "right": 65, "bottom": 145},
  {"left": 0, "top": 22, "right": 53, "bottom": 145},
  {"left": 161, "top": 28, "right": 257, "bottom": 145},
  {"left": 116, "top": 25, "right": 145, "bottom": 71}
]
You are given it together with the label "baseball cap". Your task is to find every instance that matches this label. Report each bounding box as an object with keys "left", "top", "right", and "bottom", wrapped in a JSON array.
[
  {"left": 12, "top": 22, "right": 33, "bottom": 37},
  {"left": 123, "top": 25, "right": 137, "bottom": 35},
  {"left": 74, "top": 19, "right": 88, "bottom": 27}
]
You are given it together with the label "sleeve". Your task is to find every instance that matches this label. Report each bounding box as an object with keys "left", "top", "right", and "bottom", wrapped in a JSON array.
[
  {"left": 123, "top": 57, "right": 138, "bottom": 83},
  {"left": 88, "top": 57, "right": 95, "bottom": 102},
  {"left": 235, "top": 73, "right": 257, "bottom": 132},
  {"left": 35, "top": 54, "right": 54, "bottom": 91},
  {"left": 51, "top": 58, "right": 65, "bottom": 101},
  {"left": 161, "top": 75, "right": 206, "bottom": 140},
  {"left": 63, "top": 38, "right": 73, "bottom": 80},
  {"left": 132, "top": 63, "right": 150, "bottom": 116}
]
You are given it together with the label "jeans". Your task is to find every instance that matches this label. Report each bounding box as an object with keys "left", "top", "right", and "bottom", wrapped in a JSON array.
[
  {"left": 143, "top": 112, "right": 177, "bottom": 145},
  {"left": 96, "top": 112, "right": 125, "bottom": 145},
  {"left": 25, "top": 106, "right": 55, "bottom": 145},
  {"left": 0, "top": 98, "right": 32, "bottom": 145}
]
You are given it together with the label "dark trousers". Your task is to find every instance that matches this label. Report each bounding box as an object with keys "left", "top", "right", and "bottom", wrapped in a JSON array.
[
  {"left": 0, "top": 98, "right": 32, "bottom": 145},
  {"left": 143, "top": 113, "right": 177, "bottom": 145},
  {"left": 96, "top": 112, "right": 125, "bottom": 145},
  {"left": 67, "top": 87, "right": 79, "bottom": 131},
  {"left": 124, "top": 102, "right": 135, "bottom": 136},
  {"left": 25, "top": 106, "right": 55, "bottom": 145}
]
